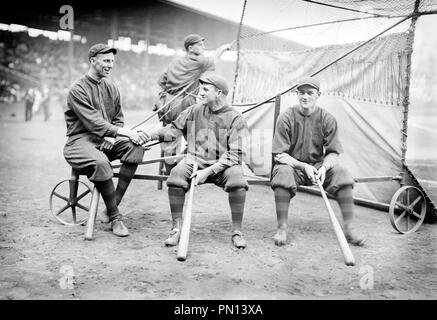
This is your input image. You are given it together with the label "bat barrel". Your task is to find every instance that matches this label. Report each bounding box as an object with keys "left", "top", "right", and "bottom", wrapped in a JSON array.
[
  {"left": 84, "top": 186, "right": 100, "bottom": 241},
  {"left": 316, "top": 180, "right": 355, "bottom": 266},
  {"left": 176, "top": 161, "right": 198, "bottom": 261}
]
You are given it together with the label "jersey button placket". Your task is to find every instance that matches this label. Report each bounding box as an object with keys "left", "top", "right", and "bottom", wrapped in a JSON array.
[
  {"left": 302, "top": 115, "right": 310, "bottom": 162},
  {"left": 300, "top": 116, "right": 305, "bottom": 161}
]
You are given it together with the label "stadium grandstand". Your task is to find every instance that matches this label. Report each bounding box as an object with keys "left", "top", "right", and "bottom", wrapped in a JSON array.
[{"left": 0, "top": 0, "right": 306, "bottom": 111}]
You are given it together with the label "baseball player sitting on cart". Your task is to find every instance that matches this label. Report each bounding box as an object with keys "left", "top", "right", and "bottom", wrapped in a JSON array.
[
  {"left": 63, "top": 43, "right": 147, "bottom": 237},
  {"left": 155, "top": 34, "right": 234, "bottom": 174},
  {"left": 143, "top": 74, "right": 249, "bottom": 249},
  {"left": 270, "top": 76, "right": 366, "bottom": 247}
]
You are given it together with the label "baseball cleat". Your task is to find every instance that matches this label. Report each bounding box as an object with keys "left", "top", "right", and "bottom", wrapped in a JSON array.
[
  {"left": 165, "top": 228, "right": 181, "bottom": 246},
  {"left": 231, "top": 230, "right": 247, "bottom": 249},
  {"left": 111, "top": 219, "right": 129, "bottom": 237}
]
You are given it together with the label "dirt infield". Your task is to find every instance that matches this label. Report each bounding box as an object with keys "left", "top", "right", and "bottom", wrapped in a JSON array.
[{"left": 1, "top": 104, "right": 437, "bottom": 300}]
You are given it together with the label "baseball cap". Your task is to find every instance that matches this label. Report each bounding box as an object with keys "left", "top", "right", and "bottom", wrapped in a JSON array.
[
  {"left": 88, "top": 43, "right": 117, "bottom": 61},
  {"left": 199, "top": 74, "right": 229, "bottom": 96},
  {"left": 184, "top": 34, "right": 205, "bottom": 50},
  {"left": 296, "top": 76, "right": 321, "bottom": 91}
]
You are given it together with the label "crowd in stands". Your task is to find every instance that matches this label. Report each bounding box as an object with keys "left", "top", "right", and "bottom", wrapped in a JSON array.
[
  {"left": 0, "top": 30, "right": 170, "bottom": 113},
  {"left": 0, "top": 79, "right": 23, "bottom": 103},
  {"left": 111, "top": 50, "right": 163, "bottom": 110}
]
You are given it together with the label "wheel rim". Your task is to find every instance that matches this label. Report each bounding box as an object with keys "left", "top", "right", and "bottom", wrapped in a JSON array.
[
  {"left": 389, "top": 186, "right": 426, "bottom": 234},
  {"left": 49, "top": 179, "right": 92, "bottom": 226}
]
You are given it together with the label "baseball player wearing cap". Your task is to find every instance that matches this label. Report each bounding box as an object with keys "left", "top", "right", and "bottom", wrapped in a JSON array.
[
  {"left": 144, "top": 74, "right": 249, "bottom": 249},
  {"left": 63, "top": 43, "right": 147, "bottom": 237},
  {"left": 155, "top": 34, "right": 234, "bottom": 174},
  {"left": 270, "top": 76, "right": 366, "bottom": 247}
]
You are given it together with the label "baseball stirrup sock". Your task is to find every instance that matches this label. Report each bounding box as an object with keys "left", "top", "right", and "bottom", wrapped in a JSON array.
[
  {"left": 336, "top": 186, "right": 354, "bottom": 226},
  {"left": 274, "top": 187, "right": 291, "bottom": 227},
  {"left": 95, "top": 179, "right": 120, "bottom": 220},
  {"left": 115, "top": 163, "right": 138, "bottom": 205},
  {"left": 228, "top": 188, "right": 246, "bottom": 231},
  {"left": 168, "top": 187, "right": 186, "bottom": 224}
]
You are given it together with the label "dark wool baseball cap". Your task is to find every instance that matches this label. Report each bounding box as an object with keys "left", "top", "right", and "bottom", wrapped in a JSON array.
[
  {"left": 199, "top": 74, "right": 229, "bottom": 96},
  {"left": 184, "top": 34, "right": 205, "bottom": 50},
  {"left": 296, "top": 76, "right": 321, "bottom": 91},
  {"left": 88, "top": 43, "right": 117, "bottom": 61}
]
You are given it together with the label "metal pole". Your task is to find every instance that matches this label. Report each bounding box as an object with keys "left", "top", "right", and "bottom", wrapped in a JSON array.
[
  {"left": 400, "top": 0, "right": 421, "bottom": 176},
  {"left": 297, "top": 185, "right": 391, "bottom": 212},
  {"left": 271, "top": 94, "right": 281, "bottom": 177},
  {"left": 232, "top": 0, "right": 247, "bottom": 104},
  {"left": 301, "top": 0, "right": 390, "bottom": 18},
  {"left": 68, "top": 29, "right": 74, "bottom": 85},
  {"left": 241, "top": 15, "right": 406, "bottom": 40}
]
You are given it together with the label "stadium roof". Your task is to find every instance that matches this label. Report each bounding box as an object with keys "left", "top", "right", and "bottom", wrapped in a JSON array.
[{"left": 0, "top": 0, "right": 307, "bottom": 51}]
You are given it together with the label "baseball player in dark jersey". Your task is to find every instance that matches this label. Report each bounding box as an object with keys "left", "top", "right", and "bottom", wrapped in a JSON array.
[
  {"left": 144, "top": 74, "right": 249, "bottom": 249},
  {"left": 63, "top": 43, "right": 147, "bottom": 237},
  {"left": 155, "top": 34, "right": 234, "bottom": 174},
  {"left": 270, "top": 76, "right": 366, "bottom": 247}
]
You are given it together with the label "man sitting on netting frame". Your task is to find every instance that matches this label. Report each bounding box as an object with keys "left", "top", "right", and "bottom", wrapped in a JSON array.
[
  {"left": 63, "top": 43, "right": 147, "bottom": 237},
  {"left": 143, "top": 74, "right": 249, "bottom": 249}
]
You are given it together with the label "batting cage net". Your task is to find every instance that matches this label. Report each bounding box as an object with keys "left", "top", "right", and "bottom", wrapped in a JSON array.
[
  {"left": 233, "top": 0, "right": 435, "bottom": 204},
  {"left": 307, "top": 0, "right": 437, "bottom": 16},
  {"left": 234, "top": 32, "right": 410, "bottom": 105}
]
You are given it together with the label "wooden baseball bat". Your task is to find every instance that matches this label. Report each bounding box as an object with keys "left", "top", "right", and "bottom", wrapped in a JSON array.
[
  {"left": 84, "top": 186, "right": 100, "bottom": 241},
  {"left": 316, "top": 179, "right": 355, "bottom": 266},
  {"left": 177, "top": 161, "right": 198, "bottom": 261}
]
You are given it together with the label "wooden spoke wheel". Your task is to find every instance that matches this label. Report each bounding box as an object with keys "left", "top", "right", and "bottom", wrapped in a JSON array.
[
  {"left": 49, "top": 179, "right": 92, "bottom": 226},
  {"left": 389, "top": 186, "right": 426, "bottom": 234}
]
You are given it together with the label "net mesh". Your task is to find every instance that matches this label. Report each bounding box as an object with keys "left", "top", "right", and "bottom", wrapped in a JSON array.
[
  {"left": 234, "top": 0, "right": 436, "bottom": 53},
  {"left": 232, "top": 0, "right": 429, "bottom": 104},
  {"left": 234, "top": 32, "right": 410, "bottom": 105},
  {"left": 312, "top": 0, "right": 437, "bottom": 16}
]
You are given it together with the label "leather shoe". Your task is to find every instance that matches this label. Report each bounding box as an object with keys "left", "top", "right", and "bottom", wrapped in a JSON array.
[
  {"left": 231, "top": 230, "right": 247, "bottom": 249},
  {"left": 165, "top": 228, "right": 180, "bottom": 246},
  {"left": 345, "top": 230, "right": 366, "bottom": 246},
  {"left": 111, "top": 219, "right": 129, "bottom": 237}
]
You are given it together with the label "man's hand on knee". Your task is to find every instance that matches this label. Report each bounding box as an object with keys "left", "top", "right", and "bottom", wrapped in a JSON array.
[{"left": 99, "top": 137, "right": 115, "bottom": 151}]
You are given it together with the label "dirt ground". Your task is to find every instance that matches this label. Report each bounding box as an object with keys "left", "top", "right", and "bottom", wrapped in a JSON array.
[{"left": 1, "top": 103, "right": 437, "bottom": 300}]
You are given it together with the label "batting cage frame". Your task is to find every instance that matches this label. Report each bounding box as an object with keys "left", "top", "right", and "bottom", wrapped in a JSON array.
[{"left": 228, "top": 0, "right": 437, "bottom": 229}]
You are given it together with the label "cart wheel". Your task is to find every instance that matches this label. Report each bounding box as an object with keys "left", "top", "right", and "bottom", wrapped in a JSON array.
[
  {"left": 389, "top": 186, "right": 426, "bottom": 234},
  {"left": 49, "top": 179, "right": 92, "bottom": 226}
]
